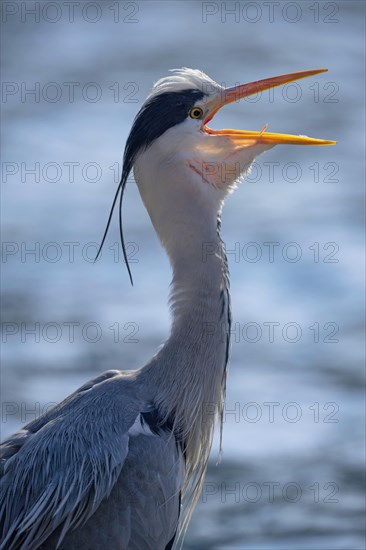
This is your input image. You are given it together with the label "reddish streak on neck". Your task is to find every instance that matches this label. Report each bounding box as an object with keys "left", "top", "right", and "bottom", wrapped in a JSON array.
[{"left": 187, "top": 161, "right": 210, "bottom": 184}]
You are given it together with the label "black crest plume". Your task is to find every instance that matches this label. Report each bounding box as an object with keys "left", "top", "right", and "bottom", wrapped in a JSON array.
[{"left": 95, "top": 88, "right": 206, "bottom": 284}]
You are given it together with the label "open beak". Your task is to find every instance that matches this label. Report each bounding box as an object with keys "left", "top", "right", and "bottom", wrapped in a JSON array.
[{"left": 204, "top": 69, "right": 336, "bottom": 146}]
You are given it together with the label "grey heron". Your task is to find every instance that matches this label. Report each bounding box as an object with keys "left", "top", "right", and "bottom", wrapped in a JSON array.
[{"left": 0, "top": 67, "right": 335, "bottom": 549}]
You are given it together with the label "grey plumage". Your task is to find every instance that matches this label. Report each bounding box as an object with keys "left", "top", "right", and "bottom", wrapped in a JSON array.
[
  {"left": 1, "top": 371, "right": 182, "bottom": 549},
  {"left": 1, "top": 66, "right": 333, "bottom": 549}
]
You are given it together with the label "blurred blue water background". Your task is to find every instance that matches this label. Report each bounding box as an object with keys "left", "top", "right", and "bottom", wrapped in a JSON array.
[{"left": 1, "top": 1, "right": 365, "bottom": 548}]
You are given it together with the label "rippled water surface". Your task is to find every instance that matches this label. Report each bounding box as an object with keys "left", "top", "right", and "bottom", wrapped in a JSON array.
[{"left": 1, "top": 1, "right": 365, "bottom": 548}]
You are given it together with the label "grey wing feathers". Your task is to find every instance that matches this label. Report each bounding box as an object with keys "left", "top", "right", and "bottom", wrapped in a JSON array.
[
  {"left": 48, "top": 427, "right": 183, "bottom": 550},
  {"left": 0, "top": 370, "right": 139, "bottom": 550}
]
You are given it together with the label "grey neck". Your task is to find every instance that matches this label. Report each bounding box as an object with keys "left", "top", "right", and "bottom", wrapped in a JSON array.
[{"left": 141, "top": 216, "right": 231, "bottom": 437}]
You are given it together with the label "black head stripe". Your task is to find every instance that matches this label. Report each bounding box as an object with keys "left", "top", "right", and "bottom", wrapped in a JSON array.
[{"left": 123, "top": 88, "right": 206, "bottom": 176}]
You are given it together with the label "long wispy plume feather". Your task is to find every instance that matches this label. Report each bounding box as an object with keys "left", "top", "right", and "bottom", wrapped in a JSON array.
[
  {"left": 94, "top": 171, "right": 133, "bottom": 285},
  {"left": 95, "top": 68, "right": 216, "bottom": 285}
]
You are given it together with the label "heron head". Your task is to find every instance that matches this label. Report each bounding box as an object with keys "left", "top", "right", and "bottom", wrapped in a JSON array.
[
  {"left": 129, "top": 68, "right": 335, "bottom": 236},
  {"left": 129, "top": 67, "right": 335, "bottom": 197},
  {"left": 97, "top": 68, "right": 335, "bottom": 281}
]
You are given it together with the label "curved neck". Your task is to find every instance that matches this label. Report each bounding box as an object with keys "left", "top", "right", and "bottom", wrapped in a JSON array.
[
  {"left": 141, "top": 212, "right": 231, "bottom": 447},
  {"left": 169, "top": 219, "right": 230, "bottom": 351},
  {"left": 138, "top": 205, "right": 232, "bottom": 531}
]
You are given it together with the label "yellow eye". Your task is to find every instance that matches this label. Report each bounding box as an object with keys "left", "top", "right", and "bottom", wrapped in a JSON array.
[{"left": 189, "top": 107, "right": 204, "bottom": 119}]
